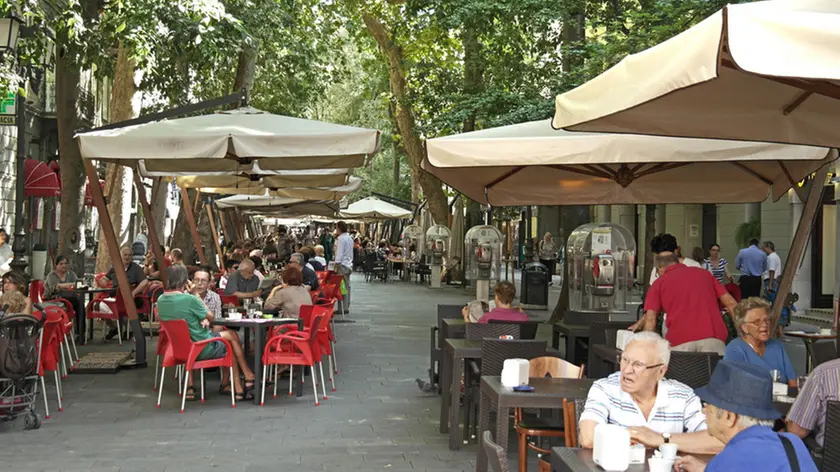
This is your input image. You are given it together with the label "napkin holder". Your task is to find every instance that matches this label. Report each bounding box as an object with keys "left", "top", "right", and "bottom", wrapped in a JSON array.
[
  {"left": 501, "top": 359, "right": 529, "bottom": 387},
  {"left": 593, "top": 424, "right": 630, "bottom": 471},
  {"left": 773, "top": 382, "right": 788, "bottom": 397},
  {"left": 615, "top": 329, "right": 633, "bottom": 351}
]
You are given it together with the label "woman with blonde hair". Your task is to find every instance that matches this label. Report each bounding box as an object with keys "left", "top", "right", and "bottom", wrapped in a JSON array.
[{"left": 723, "top": 297, "right": 796, "bottom": 386}]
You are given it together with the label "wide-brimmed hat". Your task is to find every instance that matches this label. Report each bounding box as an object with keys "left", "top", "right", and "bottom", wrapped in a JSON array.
[{"left": 695, "top": 360, "right": 781, "bottom": 420}]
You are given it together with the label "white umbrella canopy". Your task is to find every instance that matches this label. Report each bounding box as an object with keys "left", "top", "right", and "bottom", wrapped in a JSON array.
[
  {"left": 76, "top": 107, "right": 381, "bottom": 171},
  {"left": 339, "top": 196, "right": 412, "bottom": 220},
  {"left": 552, "top": 0, "right": 840, "bottom": 148},
  {"left": 424, "top": 120, "right": 836, "bottom": 205},
  {"left": 198, "top": 176, "right": 363, "bottom": 200},
  {"left": 165, "top": 167, "right": 352, "bottom": 188}
]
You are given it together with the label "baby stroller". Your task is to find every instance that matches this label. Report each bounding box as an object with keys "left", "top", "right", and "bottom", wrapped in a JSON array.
[{"left": 0, "top": 306, "right": 45, "bottom": 430}]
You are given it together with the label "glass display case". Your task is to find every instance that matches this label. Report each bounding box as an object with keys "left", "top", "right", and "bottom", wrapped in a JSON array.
[
  {"left": 464, "top": 225, "right": 503, "bottom": 281},
  {"left": 425, "top": 224, "right": 451, "bottom": 266},
  {"left": 401, "top": 224, "right": 425, "bottom": 260},
  {"left": 566, "top": 223, "right": 636, "bottom": 323}
]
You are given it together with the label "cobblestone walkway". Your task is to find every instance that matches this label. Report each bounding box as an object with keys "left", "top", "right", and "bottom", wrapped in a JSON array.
[{"left": 0, "top": 275, "right": 482, "bottom": 472}]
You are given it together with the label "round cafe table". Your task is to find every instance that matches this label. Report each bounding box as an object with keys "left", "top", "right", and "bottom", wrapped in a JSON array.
[
  {"left": 785, "top": 330, "right": 837, "bottom": 372},
  {"left": 211, "top": 316, "right": 303, "bottom": 404}
]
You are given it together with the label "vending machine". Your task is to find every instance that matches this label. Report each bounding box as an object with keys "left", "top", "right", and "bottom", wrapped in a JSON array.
[
  {"left": 566, "top": 223, "right": 636, "bottom": 324},
  {"left": 464, "top": 225, "right": 503, "bottom": 302}
]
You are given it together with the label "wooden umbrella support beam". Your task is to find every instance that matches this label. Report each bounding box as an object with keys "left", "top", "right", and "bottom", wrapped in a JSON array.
[
  {"left": 179, "top": 186, "right": 207, "bottom": 266},
  {"left": 133, "top": 171, "right": 167, "bottom": 287},
  {"left": 771, "top": 165, "right": 830, "bottom": 331},
  {"left": 205, "top": 203, "right": 224, "bottom": 270},
  {"left": 84, "top": 159, "right": 146, "bottom": 366},
  {"left": 218, "top": 207, "right": 231, "bottom": 244}
]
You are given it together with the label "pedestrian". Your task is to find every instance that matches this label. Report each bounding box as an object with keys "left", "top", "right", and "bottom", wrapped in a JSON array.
[{"left": 735, "top": 238, "right": 766, "bottom": 298}]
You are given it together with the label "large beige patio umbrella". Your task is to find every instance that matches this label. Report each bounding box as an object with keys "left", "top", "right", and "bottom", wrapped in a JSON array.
[
  {"left": 188, "top": 176, "right": 363, "bottom": 200},
  {"left": 424, "top": 120, "right": 836, "bottom": 206},
  {"left": 172, "top": 168, "right": 353, "bottom": 189},
  {"left": 552, "top": 0, "right": 840, "bottom": 148},
  {"left": 77, "top": 107, "right": 381, "bottom": 172},
  {"left": 339, "top": 196, "right": 412, "bottom": 220}
]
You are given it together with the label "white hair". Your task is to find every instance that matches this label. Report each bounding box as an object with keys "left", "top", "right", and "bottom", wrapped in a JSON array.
[
  {"left": 627, "top": 331, "right": 671, "bottom": 365},
  {"left": 736, "top": 415, "right": 774, "bottom": 429}
]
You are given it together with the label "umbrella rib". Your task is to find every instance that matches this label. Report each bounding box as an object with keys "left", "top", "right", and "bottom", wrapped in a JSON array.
[
  {"left": 730, "top": 162, "right": 773, "bottom": 185},
  {"left": 485, "top": 166, "right": 525, "bottom": 189},
  {"left": 783, "top": 91, "right": 814, "bottom": 116},
  {"left": 582, "top": 164, "right": 611, "bottom": 178},
  {"left": 629, "top": 163, "right": 646, "bottom": 174},
  {"left": 597, "top": 164, "right": 617, "bottom": 178},
  {"left": 634, "top": 162, "right": 689, "bottom": 178},
  {"left": 777, "top": 161, "right": 806, "bottom": 201},
  {"left": 546, "top": 165, "right": 610, "bottom": 179}
]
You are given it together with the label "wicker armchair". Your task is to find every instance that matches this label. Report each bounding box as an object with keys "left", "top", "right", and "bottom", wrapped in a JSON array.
[
  {"left": 667, "top": 351, "right": 720, "bottom": 388},
  {"left": 820, "top": 401, "right": 840, "bottom": 472},
  {"left": 488, "top": 320, "right": 541, "bottom": 339},
  {"left": 466, "top": 323, "right": 521, "bottom": 340},
  {"left": 483, "top": 430, "right": 511, "bottom": 472},
  {"left": 812, "top": 341, "right": 838, "bottom": 369},
  {"left": 429, "top": 304, "right": 464, "bottom": 392}
]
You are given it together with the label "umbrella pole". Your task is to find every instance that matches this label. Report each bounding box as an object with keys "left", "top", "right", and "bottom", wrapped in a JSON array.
[
  {"left": 133, "top": 172, "right": 167, "bottom": 287},
  {"left": 84, "top": 159, "right": 145, "bottom": 366},
  {"left": 218, "top": 208, "right": 231, "bottom": 244},
  {"left": 205, "top": 203, "right": 224, "bottom": 270},
  {"left": 771, "top": 165, "right": 830, "bottom": 332},
  {"left": 179, "top": 186, "right": 207, "bottom": 266}
]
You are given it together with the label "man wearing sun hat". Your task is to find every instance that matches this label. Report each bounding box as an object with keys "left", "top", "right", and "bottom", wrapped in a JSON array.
[{"left": 676, "top": 360, "right": 817, "bottom": 472}]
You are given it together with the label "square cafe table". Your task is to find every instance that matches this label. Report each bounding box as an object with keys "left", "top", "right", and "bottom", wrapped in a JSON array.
[
  {"left": 550, "top": 447, "right": 714, "bottom": 472},
  {"left": 211, "top": 317, "right": 304, "bottom": 405},
  {"left": 475, "top": 376, "right": 594, "bottom": 472}
]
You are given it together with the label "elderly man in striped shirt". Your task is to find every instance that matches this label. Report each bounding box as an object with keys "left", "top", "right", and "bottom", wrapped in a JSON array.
[
  {"left": 786, "top": 358, "right": 840, "bottom": 449},
  {"left": 579, "top": 332, "right": 723, "bottom": 454}
]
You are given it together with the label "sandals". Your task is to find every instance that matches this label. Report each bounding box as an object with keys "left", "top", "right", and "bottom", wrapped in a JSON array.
[
  {"left": 235, "top": 390, "right": 254, "bottom": 401},
  {"left": 218, "top": 382, "right": 232, "bottom": 395},
  {"left": 185, "top": 386, "right": 197, "bottom": 402}
]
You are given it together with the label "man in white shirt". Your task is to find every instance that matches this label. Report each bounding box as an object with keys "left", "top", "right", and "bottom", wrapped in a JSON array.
[
  {"left": 334, "top": 221, "right": 354, "bottom": 315},
  {"left": 579, "top": 332, "right": 723, "bottom": 454},
  {"left": 0, "top": 228, "right": 12, "bottom": 275},
  {"left": 761, "top": 240, "right": 782, "bottom": 297}
]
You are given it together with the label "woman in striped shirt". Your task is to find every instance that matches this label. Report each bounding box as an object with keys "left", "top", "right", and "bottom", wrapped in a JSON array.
[{"left": 705, "top": 243, "right": 734, "bottom": 285}]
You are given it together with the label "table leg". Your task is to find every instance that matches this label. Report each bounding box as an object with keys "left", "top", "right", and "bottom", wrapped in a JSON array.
[
  {"left": 76, "top": 293, "right": 87, "bottom": 344},
  {"left": 440, "top": 346, "right": 452, "bottom": 434},
  {"left": 449, "top": 355, "right": 463, "bottom": 450},
  {"left": 253, "top": 327, "right": 264, "bottom": 405},
  {"left": 296, "top": 319, "right": 304, "bottom": 397},
  {"left": 495, "top": 403, "right": 511, "bottom": 464},
  {"left": 552, "top": 326, "right": 560, "bottom": 350},
  {"left": 475, "top": 387, "right": 492, "bottom": 472},
  {"left": 804, "top": 339, "right": 814, "bottom": 373}
]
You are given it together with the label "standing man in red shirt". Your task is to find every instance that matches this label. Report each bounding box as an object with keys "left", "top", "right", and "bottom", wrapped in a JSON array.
[{"left": 631, "top": 254, "right": 736, "bottom": 354}]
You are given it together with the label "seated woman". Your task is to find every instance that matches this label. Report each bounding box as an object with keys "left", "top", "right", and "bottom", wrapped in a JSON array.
[
  {"left": 156, "top": 264, "right": 256, "bottom": 401},
  {"left": 310, "top": 245, "right": 327, "bottom": 271},
  {"left": 264, "top": 266, "right": 312, "bottom": 318},
  {"left": 724, "top": 297, "right": 796, "bottom": 386},
  {"left": 2, "top": 271, "right": 31, "bottom": 314},
  {"left": 460, "top": 300, "right": 489, "bottom": 323},
  {"left": 462, "top": 281, "right": 529, "bottom": 324},
  {"left": 0, "top": 289, "right": 30, "bottom": 315},
  {"left": 43, "top": 255, "right": 83, "bottom": 319}
]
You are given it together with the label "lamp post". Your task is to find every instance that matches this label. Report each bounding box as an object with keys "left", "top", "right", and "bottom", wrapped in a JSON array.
[{"left": 0, "top": 13, "right": 54, "bottom": 276}]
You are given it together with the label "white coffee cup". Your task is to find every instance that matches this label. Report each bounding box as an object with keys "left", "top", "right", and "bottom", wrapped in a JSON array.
[
  {"left": 659, "top": 443, "right": 678, "bottom": 460},
  {"left": 648, "top": 457, "right": 674, "bottom": 472},
  {"left": 820, "top": 328, "right": 833, "bottom": 335}
]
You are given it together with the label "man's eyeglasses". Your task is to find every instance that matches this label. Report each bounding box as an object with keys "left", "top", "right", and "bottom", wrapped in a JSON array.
[{"left": 618, "top": 355, "right": 664, "bottom": 373}]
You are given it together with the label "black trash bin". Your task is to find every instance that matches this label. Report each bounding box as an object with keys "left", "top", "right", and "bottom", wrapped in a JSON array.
[{"left": 520, "top": 262, "right": 549, "bottom": 309}]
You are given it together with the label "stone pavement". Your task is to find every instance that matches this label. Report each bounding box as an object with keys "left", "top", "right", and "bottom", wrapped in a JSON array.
[{"left": 0, "top": 275, "right": 532, "bottom": 472}]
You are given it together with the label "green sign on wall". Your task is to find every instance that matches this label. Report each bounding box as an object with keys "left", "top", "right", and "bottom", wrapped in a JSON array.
[{"left": 0, "top": 92, "right": 16, "bottom": 126}]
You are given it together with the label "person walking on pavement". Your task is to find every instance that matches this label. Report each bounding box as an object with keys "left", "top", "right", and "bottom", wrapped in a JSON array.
[
  {"left": 735, "top": 238, "right": 766, "bottom": 299},
  {"left": 334, "top": 221, "right": 353, "bottom": 315}
]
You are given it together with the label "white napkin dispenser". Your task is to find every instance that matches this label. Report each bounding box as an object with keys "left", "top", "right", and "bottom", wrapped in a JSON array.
[
  {"left": 501, "top": 359, "right": 529, "bottom": 387},
  {"left": 616, "top": 329, "right": 634, "bottom": 351},
  {"left": 773, "top": 382, "right": 788, "bottom": 397},
  {"left": 593, "top": 424, "right": 630, "bottom": 471}
]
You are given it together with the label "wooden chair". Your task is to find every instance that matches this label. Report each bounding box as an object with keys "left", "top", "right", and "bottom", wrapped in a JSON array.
[
  {"left": 482, "top": 430, "right": 511, "bottom": 472},
  {"left": 514, "top": 356, "right": 584, "bottom": 472},
  {"left": 537, "top": 397, "right": 586, "bottom": 471}
]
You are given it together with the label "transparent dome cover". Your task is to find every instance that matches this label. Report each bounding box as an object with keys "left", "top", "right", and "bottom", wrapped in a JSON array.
[
  {"left": 566, "top": 223, "right": 636, "bottom": 312},
  {"left": 402, "top": 224, "right": 425, "bottom": 258},
  {"left": 425, "top": 224, "right": 451, "bottom": 264},
  {"left": 464, "top": 225, "right": 503, "bottom": 281}
]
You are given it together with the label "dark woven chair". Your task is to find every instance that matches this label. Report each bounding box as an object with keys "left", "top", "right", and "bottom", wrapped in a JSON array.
[
  {"left": 821, "top": 401, "right": 840, "bottom": 472},
  {"left": 429, "top": 304, "right": 465, "bottom": 391},
  {"left": 812, "top": 341, "right": 838, "bottom": 369},
  {"left": 488, "top": 320, "right": 541, "bottom": 339},
  {"left": 482, "top": 430, "right": 511, "bottom": 472},
  {"left": 586, "top": 321, "right": 630, "bottom": 378},
  {"left": 667, "top": 351, "right": 720, "bottom": 388},
  {"left": 466, "top": 323, "right": 521, "bottom": 340}
]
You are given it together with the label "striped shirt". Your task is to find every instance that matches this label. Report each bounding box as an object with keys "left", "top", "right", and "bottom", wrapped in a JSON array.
[
  {"left": 580, "top": 372, "right": 707, "bottom": 434},
  {"left": 786, "top": 358, "right": 840, "bottom": 446},
  {"left": 705, "top": 258, "right": 728, "bottom": 284}
]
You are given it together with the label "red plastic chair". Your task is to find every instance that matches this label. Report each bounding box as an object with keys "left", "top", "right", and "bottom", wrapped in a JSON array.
[
  {"left": 326, "top": 274, "right": 346, "bottom": 315},
  {"left": 300, "top": 304, "right": 337, "bottom": 393},
  {"left": 261, "top": 313, "right": 324, "bottom": 406},
  {"left": 724, "top": 282, "right": 742, "bottom": 303},
  {"left": 85, "top": 292, "right": 123, "bottom": 345},
  {"left": 157, "top": 319, "right": 236, "bottom": 412},
  {"left": 314, "top": 297, "right": 340, "bottom": 375},
  {"left": 39, "top": 309, "right": 66, "bottom": 419},
  {"left": 215, "top": 289, "right": 239, "bottom": 307}
]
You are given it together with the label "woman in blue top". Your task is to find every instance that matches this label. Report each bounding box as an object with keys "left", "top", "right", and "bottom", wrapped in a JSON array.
[{"left": 724, "top": 297, "right": 796, "bottom": 386}]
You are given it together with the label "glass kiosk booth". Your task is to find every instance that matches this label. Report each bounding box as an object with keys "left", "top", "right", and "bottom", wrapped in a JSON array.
[
  {"left": 401, "top": 224, "right": 424, "bottom": 261},
  {"left": 464, "top": 225, "right": 503, "bottom": 302},
  {"left": 425, "top": 224, "right": 451, "bottom": 289},
  {"left": 565, "top": 222, "right": 636, "bottom": 325}
]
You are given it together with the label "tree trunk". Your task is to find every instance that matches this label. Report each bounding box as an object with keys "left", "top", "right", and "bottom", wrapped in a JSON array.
[
  {"left": 549, "top": 206, "right": 590, "bottom": 324},
  {"left": 362, "top": 13, "right": 449, "bottom": 225},
  {"left": 56, "top": 51, "right": 87, "bottom": 275},
  {"left": 233, "top": 37, "right": 258, "bottom": 97},
  {"left": 170, "top": 189, "right": 197, "bottom": 262},
  {"left": 642, "top": 205, "right": 656, "bottom": 298},
  {"left": 95, "top": 45, "right": 136, "bottom": 273},
  {"left": 150, "top": 177, "right": 168, "bottom": 243}
]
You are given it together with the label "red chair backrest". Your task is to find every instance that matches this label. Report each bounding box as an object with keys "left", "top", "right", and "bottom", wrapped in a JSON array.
[
  {"left": 158, "top": 319, "right": 194, "bottom": 363},
  {"left": 724, "top": 283, "right": 742, "bottom": 303},
  {"left": 29, "top": 280, "right": 44, "bottom": 304}
]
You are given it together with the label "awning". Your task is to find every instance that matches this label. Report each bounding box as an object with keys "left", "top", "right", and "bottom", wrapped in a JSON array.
[
  {"left": 552, "top": 0, "right": 840, "bottom": 148},
  {"left": 423, "top": 120, "right": 836, "bottom": 205},
  {"left": 76, "top": 107, "right": 381, "bottom": 171},
  {"left": 24, "top": 159, "right": 60, "bottom": 198},
  {"left": 339, "top": 196, "right": 412, "bottom": 220}
]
